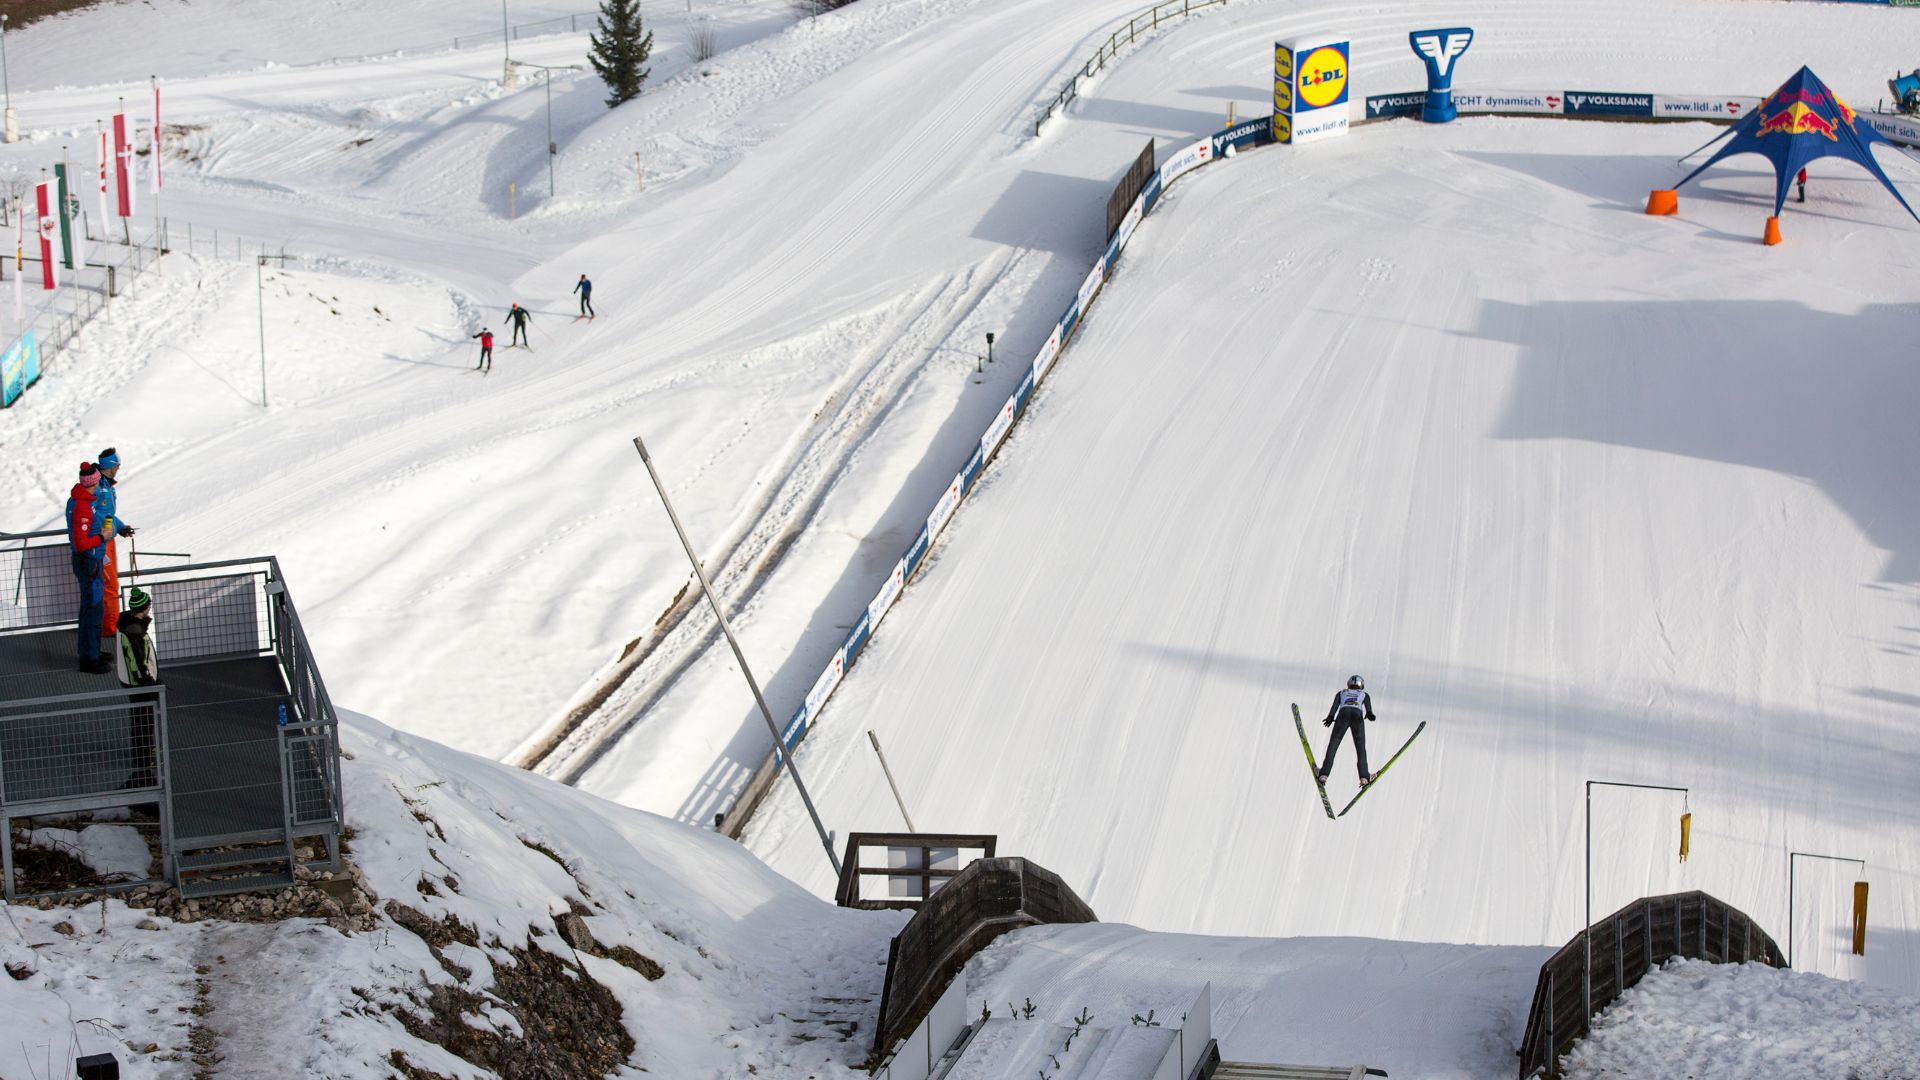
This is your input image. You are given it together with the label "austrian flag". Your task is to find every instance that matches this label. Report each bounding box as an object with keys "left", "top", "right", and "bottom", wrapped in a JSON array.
[{"left": 35, "top": 181, "right": 59, "bottom": 290}]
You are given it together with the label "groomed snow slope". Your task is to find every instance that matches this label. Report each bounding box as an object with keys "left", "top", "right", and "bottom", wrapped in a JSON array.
[{"left": 748, "top": 113, "right": 1920, "bottom": 994}]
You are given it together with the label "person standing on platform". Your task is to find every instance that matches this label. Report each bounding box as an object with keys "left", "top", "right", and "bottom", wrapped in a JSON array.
[
  {"left": 94, "top": 447, "right": 137, "bottom": 653},
  {"left": 115, "top": 587, "right": 160, "bottom": 788},
  {"left": 66, "top": 462, "right": 114, "bottom": 674}
]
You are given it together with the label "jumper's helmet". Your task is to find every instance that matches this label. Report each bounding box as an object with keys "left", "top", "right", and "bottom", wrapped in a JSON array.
[{"left": 1347, "top": 675, "right": 1365, "bottom": 690}]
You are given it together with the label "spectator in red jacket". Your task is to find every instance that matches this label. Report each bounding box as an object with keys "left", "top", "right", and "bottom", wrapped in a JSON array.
[{"left": 65, "top": 462, "right": 115, "bottom": 673}]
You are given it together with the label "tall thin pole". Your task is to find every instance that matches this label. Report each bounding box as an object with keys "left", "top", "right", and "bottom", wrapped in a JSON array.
[
  {"left": 1787, "top": 851, "right": 1866, "bottom": 969},
  {"left": 631, "top": 435, "right": 841, "bottom": 877},
  {"left": 1585, "top": 780, "right": 1689, "bottom": 1023},
  {"left": 256, "top": 256, "right": 268, "bottom": 407},
  {"left": 0, "top": 14, "right": 14, "bottom": 146},
  {"left": 151, "top": 76, "right": 162, "bottom": 252},
  {"left": 501, "top": 0, "right": 512, "bottom": 84},
  {"left": 867, "top": 731, "right": 916, "bottom": 832},
  {"left": 546, "top": 70, "right": 555, "bottom": 198}
]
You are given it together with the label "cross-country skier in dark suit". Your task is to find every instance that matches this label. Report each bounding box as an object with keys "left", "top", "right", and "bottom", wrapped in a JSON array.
[
  {"left": 1317, "top": 675, "right": 1375, "bottom": 787},
  {"left": 505, "top": 303, "right": 532, "bottom": 347},
  {"left": 573, "top": 274, "right": 594, "bottom": 319}
]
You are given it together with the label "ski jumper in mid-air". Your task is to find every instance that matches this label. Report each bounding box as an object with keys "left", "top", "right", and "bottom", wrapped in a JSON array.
[{"left": 1318, "top": 676, "right": 1374, "bottom": 786}]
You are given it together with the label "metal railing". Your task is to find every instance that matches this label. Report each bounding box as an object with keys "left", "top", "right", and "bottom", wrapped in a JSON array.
[
  {"left": 0, "top": 530, "right": 344, "bottom": 895},
  {"left": 1035, "top": 0, "right": 1233, "bottom": 135},
  {"left": 1517, "top": 890, "right": 1784, "bottom": 1078},
  {"left": 834, "top": 832, "right": 996, "bottom": 910}
]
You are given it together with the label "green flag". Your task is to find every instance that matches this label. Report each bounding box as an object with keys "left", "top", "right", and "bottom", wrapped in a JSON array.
[{"left": 52, "top": 163, "right": 75, "bottom": 270}]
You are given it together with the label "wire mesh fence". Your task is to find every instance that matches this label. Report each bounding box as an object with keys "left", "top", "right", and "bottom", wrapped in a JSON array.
[
  {"left": 0, "top": 531, "right": 79, "bottom": 633},
  {"left": 283, "top": 726, "right": 338, "bottom": 828},
  {"left": 142, "top": 572, "right": 271, "bottom": 663},
  {"left": 0, "top": 687, "right": 164, "bottom": 806}
]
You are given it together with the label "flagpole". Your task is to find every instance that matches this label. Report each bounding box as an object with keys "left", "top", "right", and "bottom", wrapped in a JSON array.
[{"left": 151, "top": 77, "right": 162, "bottom": 253}]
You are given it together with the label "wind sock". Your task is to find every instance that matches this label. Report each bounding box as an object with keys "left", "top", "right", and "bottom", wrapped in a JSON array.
[
  {"left": 150, "top": 80, "right": 163, "bottom": 193},
  {"left": 35, "top": 181, "right": 59, "bottom": 290},
  {"left": 113, "top": 112, "right": 134, "bottom": 217}
]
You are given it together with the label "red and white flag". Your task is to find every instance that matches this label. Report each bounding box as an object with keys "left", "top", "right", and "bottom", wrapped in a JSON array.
[
  {"left": 97, "top": 125, "right": 112, "bottom": 226},
  {"left": 150, "top": 80, "right": 163, "bottom": 193},
  {"left": 35, "top": 181, "right": 59, "bottom": 290},
  {"left": 12, "top": 203, "right": 23, "bottom": 325},
  {"left": 113, "top": 112, "right": 134, "bottom": 217}
]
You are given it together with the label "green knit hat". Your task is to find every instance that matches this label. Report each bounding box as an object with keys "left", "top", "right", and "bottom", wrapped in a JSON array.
[{"left": 127, "top": 587, "right": 152, "bottom": 613}]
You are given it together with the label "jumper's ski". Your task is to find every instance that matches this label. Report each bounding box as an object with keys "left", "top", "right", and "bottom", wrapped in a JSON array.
[
  {"left": 1292, "top": 703, "right": 1337, "bottom": 819},
  {"left": 1335, "top": 721, "right": 1427, "bottom": 818}
]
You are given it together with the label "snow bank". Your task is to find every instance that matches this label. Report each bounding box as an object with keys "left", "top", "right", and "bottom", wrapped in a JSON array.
[{"left": 1563, "top": 958, "right": 1920, "bottom": 1080}]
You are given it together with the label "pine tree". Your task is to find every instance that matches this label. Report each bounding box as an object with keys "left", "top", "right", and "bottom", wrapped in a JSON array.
[{"left": 588, "top": 0, "right": 653, "bottom": 108}]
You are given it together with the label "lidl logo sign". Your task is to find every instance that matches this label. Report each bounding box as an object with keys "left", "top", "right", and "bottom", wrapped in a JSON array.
[
  {"left": 1297, "top": 44, "right": 1349, "bottom": 109},
  {"left": 1273, "top": 43, "right": 1295, "bottom": 113}
]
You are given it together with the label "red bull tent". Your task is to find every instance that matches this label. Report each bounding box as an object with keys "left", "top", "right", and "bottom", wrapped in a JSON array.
[{"left": 1677, "top": 66, "right": 1918, "bottom": 224}]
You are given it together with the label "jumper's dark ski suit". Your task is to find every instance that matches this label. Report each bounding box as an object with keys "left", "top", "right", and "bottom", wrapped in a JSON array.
[{"left": 1318, "top": 688, "right": 1374, "bottom": 782}]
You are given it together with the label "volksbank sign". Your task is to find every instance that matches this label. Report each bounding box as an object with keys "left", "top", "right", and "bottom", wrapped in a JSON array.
[
  {"left": 1365, "top": 92, "right": 1426, "bottom": 119},
  {"left": 1564, "top": 91, "right": 1653, "bottom": 116}
]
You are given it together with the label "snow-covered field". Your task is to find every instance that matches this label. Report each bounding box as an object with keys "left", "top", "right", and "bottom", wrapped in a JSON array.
[{"left": 4, "top": 0, "right": 1920, "bottom": 1074}]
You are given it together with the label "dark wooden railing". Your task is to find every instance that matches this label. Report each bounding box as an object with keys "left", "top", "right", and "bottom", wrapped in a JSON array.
[
  {"left": 871, "top": 857, "right": 1096, "bottom": 1065},
  {"left": 1518, "top": 890, "right": 1784, "bottom": 1078}
]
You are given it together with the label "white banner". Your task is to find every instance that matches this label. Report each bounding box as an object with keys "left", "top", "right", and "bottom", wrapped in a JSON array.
[
  {"left": 1863, "top": 113, "right": 1920, "bottom": 147},
  {"left": 1454, "top": 89, "right": 1564, "bottom": 115},
  {"left": 1158, "top": 137, "right": 1213, "bottom": 187},
  {"left": 868, "top": 561, "right": 906, "bottom": 624},
  {"left": 1652, "top": 94, "right": 1760, "bottom": 121}
]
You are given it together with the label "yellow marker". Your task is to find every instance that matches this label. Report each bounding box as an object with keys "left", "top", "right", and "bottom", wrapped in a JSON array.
[{"left": 1678, "top": 811, "right": 1691, "bottom": 863}]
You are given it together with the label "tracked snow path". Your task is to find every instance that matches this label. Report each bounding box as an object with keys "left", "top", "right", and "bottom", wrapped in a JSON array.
[{"left": 746, "top": 56, "right": 1920, "bottom": 997}]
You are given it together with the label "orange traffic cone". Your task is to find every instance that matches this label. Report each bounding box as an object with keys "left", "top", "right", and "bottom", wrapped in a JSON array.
[
  {"left": 1763, "top": 216, "right": 1782, "bottom": 245},
  {"left": 1645, "top": 189, "right": 1678, "bottom": 215}
]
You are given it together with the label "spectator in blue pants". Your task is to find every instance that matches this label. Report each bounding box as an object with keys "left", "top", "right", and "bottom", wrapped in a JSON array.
[{"left": 66, "top": 462, "right": 114, "bottom": 673}]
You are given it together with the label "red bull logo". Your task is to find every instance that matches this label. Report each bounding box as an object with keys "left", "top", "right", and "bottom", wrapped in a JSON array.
[{"left": 1756, "top": 102, "right": 1838, "bottom": 140}]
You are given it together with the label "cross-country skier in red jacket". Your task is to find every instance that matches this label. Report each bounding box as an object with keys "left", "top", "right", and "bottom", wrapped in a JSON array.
[{"left": 472, "top": 328, "right": 494, "bottom": 373}]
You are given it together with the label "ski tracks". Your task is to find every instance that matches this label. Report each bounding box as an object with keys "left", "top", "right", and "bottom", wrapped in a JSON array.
[{"left": 524, "top": 253, "right": 1027, "bottom": 785}]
